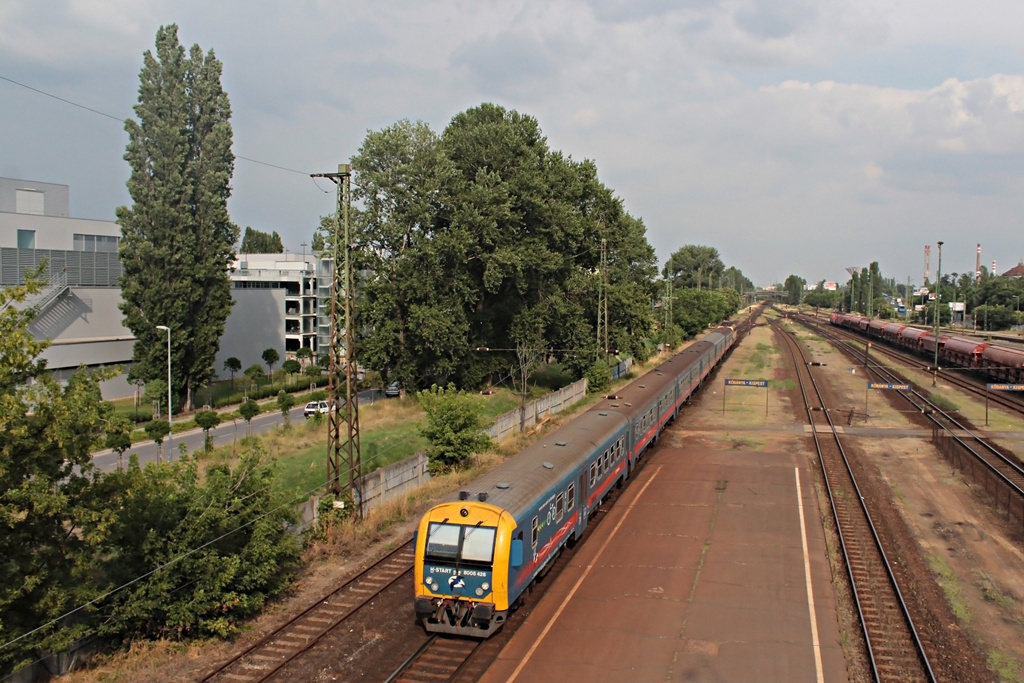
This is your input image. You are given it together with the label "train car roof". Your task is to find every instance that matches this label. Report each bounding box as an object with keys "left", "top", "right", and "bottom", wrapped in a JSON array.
[
  {"left": 981, "top": 345, "right": 1024, "bottom": 368},
  {"left": 453, "top": 408, "right": 629, "bottom": 519},
  {"left": 900, "top": 328, "right": 930, "bottom": 341},
  {"left": 943, "top": 337, "right": 990, "bottom": 354}
]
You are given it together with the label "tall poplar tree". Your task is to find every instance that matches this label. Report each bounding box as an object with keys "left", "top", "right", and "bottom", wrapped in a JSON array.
[{"left": 117, "top": 24, "right": 238, "bottom": 412}]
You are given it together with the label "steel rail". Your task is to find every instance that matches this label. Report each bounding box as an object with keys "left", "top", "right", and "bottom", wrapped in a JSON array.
[
  {"left": 201, "top": 542, "right": 415, "bottom": 682},
  {"left": 772, "top": 318, "right": 935, "bottom": 682}
]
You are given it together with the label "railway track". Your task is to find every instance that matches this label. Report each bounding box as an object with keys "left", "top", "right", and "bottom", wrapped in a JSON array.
[
  {"left": 200, "top": 542, "right": 415, "bottom": 682},
  {"left": 385, "top": 635, "right": 481, "bottom": 682},
  {"left": 791, "top": 315, "right": 1024, "bottom": 525},
  {"left": 771, "top": 318, "right": 936, "bottom": 682},
  {"left": 797, "top": 313, "right": 1024, "bottom": 418}
]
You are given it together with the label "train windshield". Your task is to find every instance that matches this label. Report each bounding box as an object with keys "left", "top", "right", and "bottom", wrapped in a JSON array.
[{"left": 425, "top": 522, "right": 496, "bottom": 564}]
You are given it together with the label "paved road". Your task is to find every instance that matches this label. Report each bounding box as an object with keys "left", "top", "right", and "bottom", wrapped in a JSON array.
[{"left": 92, "top": 388, "right": 388, "bottom": 472}]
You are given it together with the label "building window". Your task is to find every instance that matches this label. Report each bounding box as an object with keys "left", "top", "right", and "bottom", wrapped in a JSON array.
[
  {"left": 15, "top": 189, "right": 44, "bottom": 215},
  {"left": 73, "top": 234, "right": 119, "bottom": 252},
  {"left": 17, "top": 230, "right": 35, "bottom": 249}
]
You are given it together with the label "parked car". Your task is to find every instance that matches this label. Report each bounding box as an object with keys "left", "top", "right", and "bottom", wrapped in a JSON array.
[
  {"left": 303, "top": 400, "right": 329, "bottom": 418},
  {"left": 384, "top": 382, "right": 401, "bottom": 398}
]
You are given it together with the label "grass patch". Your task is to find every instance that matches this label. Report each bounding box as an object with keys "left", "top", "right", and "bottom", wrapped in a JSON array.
[
  {"left": 928, "top": 393, "right": 960, "bottom": 412},
  {"left": 928, "top": 555, "right": 971, "bottom": 624},
  {"left": 988, "top": 651, "right": 1022, "bottom": 683}
]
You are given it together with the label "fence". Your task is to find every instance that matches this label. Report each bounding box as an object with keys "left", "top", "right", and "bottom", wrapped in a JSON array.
[
  {"left": 932, "top": 426, "right": 1024, "bottom": 525},
  {"left": 485, "top": 378, "right": 588, "bottom": 442}
]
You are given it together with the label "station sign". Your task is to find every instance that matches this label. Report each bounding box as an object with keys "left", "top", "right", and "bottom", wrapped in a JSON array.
[
  {"left": 725, "top": 379, "right": 769, "bottom": 387},
  {"left": 987, "top": 383, "right": 1024, "bottom": 391},
  {"left": 868, "top": 382, "right": 911, "bottom": 391}
]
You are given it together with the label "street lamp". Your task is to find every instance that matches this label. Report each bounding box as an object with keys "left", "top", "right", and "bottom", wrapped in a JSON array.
[
  {"left": 933, "top": 241, "right": 943, "bottom": 386},
  {"left": 156, "top": 325, "right": 172, "bottom": 453}
]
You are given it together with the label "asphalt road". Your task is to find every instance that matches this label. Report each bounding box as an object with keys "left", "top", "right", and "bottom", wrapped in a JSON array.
[{"left": 91, "top": 388, "right": 387, "bottom": 472}]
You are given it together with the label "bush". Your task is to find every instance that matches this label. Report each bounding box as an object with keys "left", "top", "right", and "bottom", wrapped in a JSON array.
[
  {"left": 584, "top": 361, "right": 612, "bottom": 393},
  {"left": 417, "top": 383, "right": 492, "bottom": 475}
]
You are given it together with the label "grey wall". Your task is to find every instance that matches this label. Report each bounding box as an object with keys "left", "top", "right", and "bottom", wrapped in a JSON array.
[
  {"left": 0, "top": 177, "right": 70, "bottom": 216},
  {"left": 215, "top": 288, "right": 287, "bottom": 378}
]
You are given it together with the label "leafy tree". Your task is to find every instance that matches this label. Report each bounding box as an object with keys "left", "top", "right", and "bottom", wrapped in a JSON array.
[
  {"left": 666, "top": 245, "right": 724, "bottom": 290},
  {"left": 144, "top": 419, "right": 171, "bottom": 462},
  {"left": 304, "top": 364, "right": 322, "bottom": 379},
  {"left": 276, "top": 390, "right": 296, "bottom": 427},
  {"left": 105, "top": 415, "right": 134, "bottom": 470},
  {"left": 416, "top": 384, "right": 491, "bottom": 474},
  {"left": 194, "top": 409, "right": 221, "bottom": 451},
  {"left": 223, "top": 356, "right": 241, "bottom": 388},
  {"left": 239, "top": 226, "right": 284, "bottom": 253},
  {"left": 97, "top": 448, "right": 300, "bottom": 641},
  {"left": 243, "top": 364, "right": 265, "bottom": 392},
  {"left": 0, "top": 273, "right": 116, "bottom": 674},
  {"left": 143, "top": 378, "right": 168, "bottom": 419},
  {"left": 584, "top": 360, "right": 613, "bottom": 393},
  {"left": 261, "top": 348, "right": 280, "bottom": 383},
  {"left": 117, "top": 24, "right": 238, "bottom": 413},
  {"left": 239, "top": 398, "right": 260, "bottom": 435},
  {"left": 783, "top": 274, "right": 806, "bottom": 305},
  {"left": 295, "top": 347, "right": 313, "bottom": 367},
  {"left": 281, "top": 359, "right": 301, "bottom": 383}
]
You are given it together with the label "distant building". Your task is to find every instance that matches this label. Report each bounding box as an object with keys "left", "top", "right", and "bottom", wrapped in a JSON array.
[
  {"left": 216, "top": 253, "right": 320, "bottom": 379},
  {"left": 1001, "top": 263, "right": 1024, "bottom": 278},
  {"left": 2, "top": 176, "right": 326, "bottom": 402},
  {"left": 0, "top": 177, "right": 133, "bottom": 398}
]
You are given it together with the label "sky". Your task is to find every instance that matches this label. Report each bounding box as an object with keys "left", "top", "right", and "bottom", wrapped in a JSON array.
[{"left": 2, "top": 0, "right": 1023, "bottom": 287}]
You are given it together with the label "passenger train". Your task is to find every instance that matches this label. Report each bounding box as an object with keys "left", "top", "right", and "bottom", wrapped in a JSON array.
[
  {"left": 830, "top": 312, "right": 1024, "bottom": 383},
  {"left": 412, "top": 319, "right": 750, "bottom": 637}
]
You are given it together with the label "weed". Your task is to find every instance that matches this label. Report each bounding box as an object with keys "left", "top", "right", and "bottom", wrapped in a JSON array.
[
  {"left": 928, "top": 555, "right": 971, "bottom": 624},
  {"left": 987, "top": 650, "right": 1021, "bottom": 683}
]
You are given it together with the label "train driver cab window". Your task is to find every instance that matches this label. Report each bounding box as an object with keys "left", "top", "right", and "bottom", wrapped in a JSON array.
[
  {"left": 567, "top": 483, "right": 575, "bottom": 511},
  {"left": 555, "top": 493, "right": 564, "bottom": 522},
  {"left": 531, "top": 517, "right": 539, "bottom": 549}
]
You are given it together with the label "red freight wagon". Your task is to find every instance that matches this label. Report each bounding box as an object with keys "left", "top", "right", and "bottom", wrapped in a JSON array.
[
  {"left": 980, "top": 345, "right": 1024, "bottom": 382},
  {"left": 941, "top": 336, "right": 989, "bottom": 368}
]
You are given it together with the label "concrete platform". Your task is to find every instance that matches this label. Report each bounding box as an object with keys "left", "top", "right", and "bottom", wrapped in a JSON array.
[{"left": 479, "top": 441, "right": 849, "bottom": 683}]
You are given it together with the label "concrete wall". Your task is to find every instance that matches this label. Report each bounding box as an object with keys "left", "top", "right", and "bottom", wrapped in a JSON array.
[
  {"left": 0, "top": 212, "right": 119, "bottom": 251},
  {"left": 485, "top": 378, "right": 588, "bottom": 441},
  {"left": 0, "top": 177, "right": 70, "bottom": 216}
]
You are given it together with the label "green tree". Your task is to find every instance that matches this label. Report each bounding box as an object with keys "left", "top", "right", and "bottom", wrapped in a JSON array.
[
  {"left": 281, "top": 359, "right": 301, "bottom": 383},
  {"left": 117, "top": 24, "right": 238, "bottom": 413},
  {"left": 143, "top": 378, "right": 168, "bottom": 418},
  {"left": 239, "top": 398, "right": 260, "bottom": 435},
  {"left": 244, "top": 364, "right": 265, "bottom": 394},
  {"left": 104, "top": 414, "right": 134, "bottom": 470},
  {"left": 783, "top": 274, "right": 806, "bottom": 305},
  {"left": 416, "top": 384, "right": 492, "bottom": 474},
  {"left": 239, "top": 226, "right": 284, "bottom": 253},
  {"left": 98, "top": 448, "right": 300, "bottom": 641},
  {"left": 276, "top": 390, "right": 296, "bottom": 427},
  {"left": 261, "top": 348, "right": 280, "bottom": 383},
  {"left": 666, "top": 245, "right": 724, "bottom": 290},
  {"left": 144, "top": 419, "right": 171, "bottom": 462},
  {"left": 295, "top": 347, "right": 313, "bottom": 367},
  {"left": 0, "top": 274, "right": 116, "bottom": 673},
  {"left": 194, "top": 409, "right": 221, "bottom": 451},
  {"left": 223, "top": 356, "right": 241, "bottom": 389}
]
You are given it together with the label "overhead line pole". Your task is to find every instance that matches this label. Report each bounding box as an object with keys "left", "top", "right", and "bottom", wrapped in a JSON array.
[{"left": 311, "top": 164, "right": 362, "bottom": 515}]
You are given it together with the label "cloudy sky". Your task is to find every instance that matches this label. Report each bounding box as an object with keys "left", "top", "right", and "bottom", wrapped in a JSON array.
[{"left": 2, "top": 0, "right": 1023, "bottom": 286}]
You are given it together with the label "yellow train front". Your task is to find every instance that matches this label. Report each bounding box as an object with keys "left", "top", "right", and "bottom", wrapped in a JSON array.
[{"left": 413, "top": 497, "right": 521, "bottom": 637}]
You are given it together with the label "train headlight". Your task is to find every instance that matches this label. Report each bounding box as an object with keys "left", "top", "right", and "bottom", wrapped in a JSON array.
[
  {"left": 475, "top": 587, "right": 484, "bottom": 596},
  {"left": 481, "top": 582, "right": 490, "bottom": 591}
]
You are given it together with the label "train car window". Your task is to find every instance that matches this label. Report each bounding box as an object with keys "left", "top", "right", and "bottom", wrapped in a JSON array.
[
  {"left": 462, "top": 526, "right": 496, "bottom": 563},
  {"left": 531, "top": 517, "right": 539, "bottom": 549},
  {"left": 425, "top": 523, "right": 461, "bottom": 560},
  {"left": 556, "top": 493, "right": 564, "bottom": 522},
  {"left": 590, "top": 462, "right": 597, "bottom": 486},
  {"left": 567, "top": 483, "right": 575, "bottom": 511}
]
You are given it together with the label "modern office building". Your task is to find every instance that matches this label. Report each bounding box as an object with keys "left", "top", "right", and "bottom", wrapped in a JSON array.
[{"left": 0, "top": 176, "right": 134, "bottom": 398}]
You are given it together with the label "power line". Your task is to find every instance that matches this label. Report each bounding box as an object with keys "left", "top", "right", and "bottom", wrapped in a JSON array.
[{"left": 1, "top": 73, "right": 311, "bottom": 177}]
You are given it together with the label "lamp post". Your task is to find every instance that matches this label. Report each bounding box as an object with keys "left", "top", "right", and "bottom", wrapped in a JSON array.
[
  {"left": 932, "top": 241, "right": 943, "bottom": 386},
  {"left": 156, "top": 325, "right": 172, "bottom": 454}
]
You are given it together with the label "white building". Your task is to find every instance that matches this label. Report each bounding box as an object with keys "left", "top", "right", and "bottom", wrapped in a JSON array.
[
  {"left": 2, "top": 177, "right": 324, "bottom": 399},
  {"left": 215, "top": 252, "right": 320, "bottom": 378},
  {"left": 0, "top": 177, "right": 134, "bottom": 398}
]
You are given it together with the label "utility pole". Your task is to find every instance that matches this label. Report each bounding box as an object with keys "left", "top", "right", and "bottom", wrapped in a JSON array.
[
  {"left": 933, "top": 240, "right": 943, "bottom": 387},
  {"left": 310, "top": 164, "right": 362, "bottom": 515}
]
